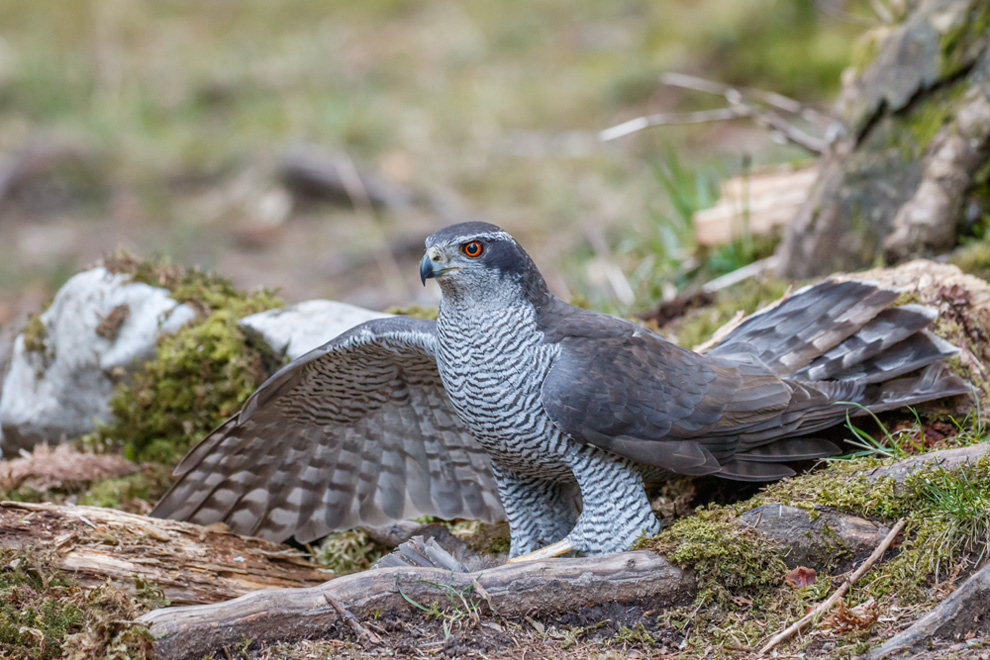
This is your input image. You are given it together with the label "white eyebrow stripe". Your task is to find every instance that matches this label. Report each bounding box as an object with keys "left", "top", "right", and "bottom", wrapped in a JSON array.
[{"left": 447, "top": 231, "right": 512, "bottom": 244}]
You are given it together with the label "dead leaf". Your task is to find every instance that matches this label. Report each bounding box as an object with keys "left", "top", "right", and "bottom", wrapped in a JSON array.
[
  {"left": 822, "top": 598, "right": 878, "bottom": 634},
  {"left": 731, "top": 595, "right": 753, "bottom": 608},
  {"left": 785, "top": 566, "right": 817, "bottom": 588}
]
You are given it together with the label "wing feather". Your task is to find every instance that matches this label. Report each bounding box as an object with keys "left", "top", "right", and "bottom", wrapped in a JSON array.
[{"left": 151, "top": 316, "right": 504, "bottom": 543}]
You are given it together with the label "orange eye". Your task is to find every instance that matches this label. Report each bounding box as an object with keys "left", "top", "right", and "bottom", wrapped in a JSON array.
[{"left": 462, "top": 241, "right": 484, "bottom": 258}]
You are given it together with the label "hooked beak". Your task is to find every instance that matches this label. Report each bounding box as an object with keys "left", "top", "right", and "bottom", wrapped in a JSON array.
[{"left": 420, "top": 254, "right": 437, "bottom": 286}]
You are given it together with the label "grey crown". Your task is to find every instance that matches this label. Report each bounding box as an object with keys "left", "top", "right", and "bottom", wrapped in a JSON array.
[{"left": 152, "top": 221, "right": 970, "bottom": 556}]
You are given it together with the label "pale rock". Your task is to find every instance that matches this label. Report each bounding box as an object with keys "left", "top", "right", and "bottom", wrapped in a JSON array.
[
  {"left": 0, "top": 268, "right": 196, "bottom": 456},
  {"left": 240, "top": 299, "right": 390, "bottom": 360}
]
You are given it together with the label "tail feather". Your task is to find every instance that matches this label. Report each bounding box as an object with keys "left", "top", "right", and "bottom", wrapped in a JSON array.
[
  {"left": 708, "top": 280, "right": 899, "bottom": 376},
  {"left": 706, "top": 278, "right": 971, "bottom": 481},
  {"left": 717, "top": 459, "right": 796, "bottom": 482},
  {"left": 791, "top": 305, "right": 937, "bottom": 381}
]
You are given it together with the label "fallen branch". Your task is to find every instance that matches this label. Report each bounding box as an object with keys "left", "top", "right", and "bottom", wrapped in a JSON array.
[
  {"left": 866, "top": 559, "right": 990, "bottom": 659},
  {"left": 140, "top": 551, "right": 692, "bottom": 660},
  {"left": 759, "top": 518, "right": 907, "bottom": 655}
]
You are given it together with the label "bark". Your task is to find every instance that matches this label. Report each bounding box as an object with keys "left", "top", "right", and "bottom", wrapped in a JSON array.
[
  {"left": 140, "top": 551, "right": 692, "bottom": 660},
  {"left": 777, "top": 0, "right": 990, "bottom": 278},
  {"left": 0, "top": 501, "right": 332, "bottom": 605}
]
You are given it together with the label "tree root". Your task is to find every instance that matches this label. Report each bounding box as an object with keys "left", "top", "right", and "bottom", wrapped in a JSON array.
[{"left": 866, "top": 560, "right": 990, "bottom": 659}]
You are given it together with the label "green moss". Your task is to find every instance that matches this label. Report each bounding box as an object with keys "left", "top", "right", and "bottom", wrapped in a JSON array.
[
  {"left": 645, "top": 506, "right": 788, "bottom": 606},
  {"left": 949, "top": 241, "right": 990, "bottom": 281},
  {"left": 887, "top": 82, "right": 967, "bottom": 161},
  {"left": 88, "top": 253, "right": 283, "bottom": 466},
  {"left": 0, "top": 548, "right": 154, "bottom": 660},
  {"left": 20, "top": 312, "right": 55, "bottom": 368},
  {"left": 756, "top": 453, "right": 990, "bottom": 601},
  {"left": 384, "top": 304, "right": 438, "bottom": 320},
  {"left": 938, "top": 2, "right": 990, "bottom": 76},
  {"left": 643, "top": 442, "right": 990, "bottom": 657},
  {"left": 450, "top": 520, "right": 512, "bottom": 556},
  {"left": 850, "top": 30, "right": 881, "bottom": 75},
  {"left": 78, "top": 466, "right": 173, "bottom": 512}
]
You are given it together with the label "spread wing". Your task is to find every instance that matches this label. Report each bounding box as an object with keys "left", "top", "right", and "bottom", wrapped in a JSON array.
[
  {"left": 151, "top": 316, "right": 503, "bottom": 543},
  {"left": 538, "top": 303, "right": 806, "bottom": 477}
]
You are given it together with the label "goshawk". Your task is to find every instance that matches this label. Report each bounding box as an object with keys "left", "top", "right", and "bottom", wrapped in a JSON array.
[{"left": 152, "top": 222, "right": 969, "bottom": 557}]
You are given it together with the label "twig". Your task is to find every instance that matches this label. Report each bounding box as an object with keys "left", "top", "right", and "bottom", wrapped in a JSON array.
[
  {"left": 701, "top": 256, "right": 779, "bottom": 293},
  {"left": 659, "top": 72, "right": 832, "bottom": 126},
  {"left": 866, "top": 559, "right": 990, "bottom": 659},
  {"left": 751, "top": 110, "right": 827, "bottom": 154},
  {"left": 324, "top": 592, "right": 383, "bottom": 646},
  {"left": 601, "top": 73, "right": 828, "bottom": 154},
  {"left": 599, "top": 107, "right": 751, "bottom": 141},
  {"left": 759, "top": 517, "right": 907, "bottom": 655}
]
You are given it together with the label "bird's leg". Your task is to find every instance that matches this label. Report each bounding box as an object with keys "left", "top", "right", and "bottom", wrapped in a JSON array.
[
  {"left": 490, "top": 463, "right": 580, "bottom": 557},
  {"left": 561, "top": 447, "right": 661, "bottom": 556}
]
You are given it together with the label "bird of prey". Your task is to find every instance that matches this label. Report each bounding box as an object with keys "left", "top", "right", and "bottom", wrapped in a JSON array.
[{"left": 152, "top": 222, "right": 970, "bottom": 558}]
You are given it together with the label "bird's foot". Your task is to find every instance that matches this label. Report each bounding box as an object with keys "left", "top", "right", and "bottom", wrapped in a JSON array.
[{"left": 505, "top": 538, "right": 574, "bottom": 564}]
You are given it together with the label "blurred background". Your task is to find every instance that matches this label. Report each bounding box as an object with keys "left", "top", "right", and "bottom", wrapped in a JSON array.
[{"left": 0, "top": 0, "right": 875, "bottom": 322}]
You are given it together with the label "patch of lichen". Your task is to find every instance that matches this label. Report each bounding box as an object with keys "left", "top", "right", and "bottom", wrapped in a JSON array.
[
  {"left": 384, "top": 304, "right": 439, "bottom": 320},
  {"left": 313, "top": 529, "right": 390, "bottom": 575},
  {"left": 0, "top": 547, "right": 155, "bottom": 660},
  {"left": 662, "top": 277, "right": 791, "bottom": 349}
]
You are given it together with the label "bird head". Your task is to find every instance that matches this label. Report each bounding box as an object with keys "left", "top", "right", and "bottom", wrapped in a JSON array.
[{"left": 420, "top": 222, "right": 549, "bottom": 304}]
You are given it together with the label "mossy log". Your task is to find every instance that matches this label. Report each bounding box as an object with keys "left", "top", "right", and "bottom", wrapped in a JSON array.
[
  {"left": 777, "top": 0, "right": 990, "bottom": 277},
  {"left": 0, "top": 501, "right": 332, "bottom": 605}
]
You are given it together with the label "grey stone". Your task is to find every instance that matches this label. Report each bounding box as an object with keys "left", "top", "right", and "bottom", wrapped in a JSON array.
[
  {"left": 737, "top": 503, "right": 890, "bottom": 571},
  {"left": 240, "top": 299, "right": 390, "bottom": 360},
  {"left": 0, "top": 267, "right": 196, "bottom": 456}
]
